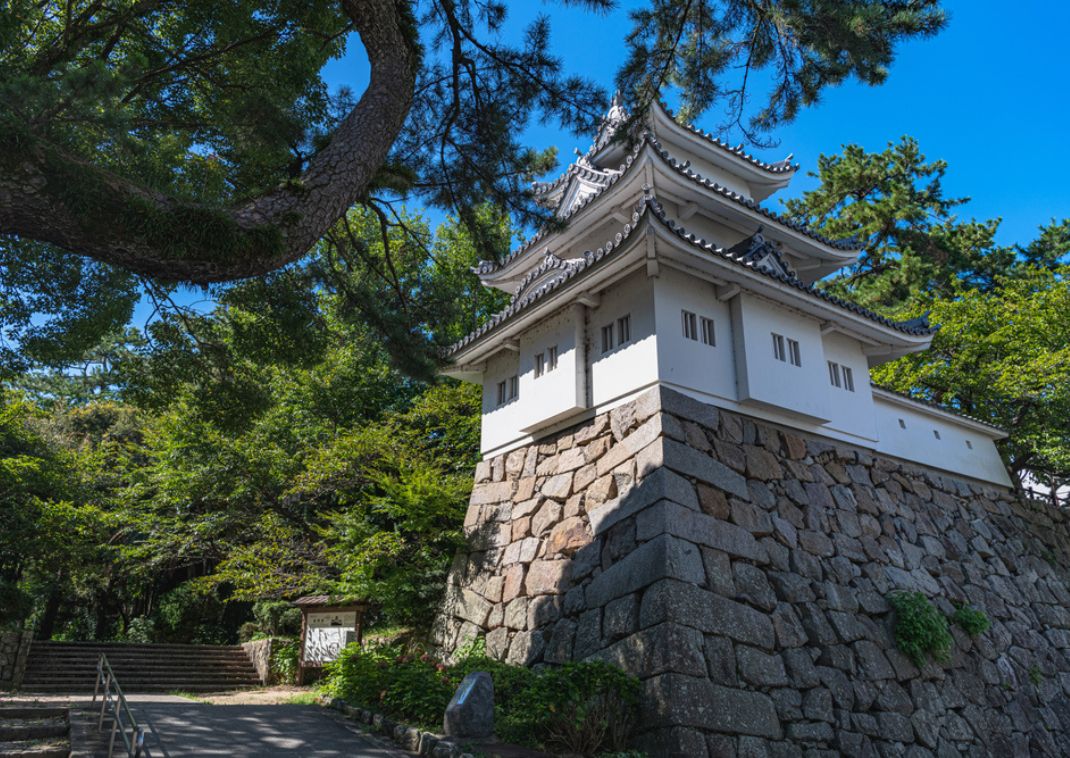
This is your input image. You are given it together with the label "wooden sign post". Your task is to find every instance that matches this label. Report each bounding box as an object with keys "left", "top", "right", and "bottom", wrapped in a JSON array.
[{"left": 293, "top": 596, "right": 367, "bottom": 685}]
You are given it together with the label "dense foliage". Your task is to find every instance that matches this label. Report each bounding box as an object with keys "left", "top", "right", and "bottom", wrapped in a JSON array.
[
  {"left": 0, "top": 0, "right": 949, "bottom": 374},
  {"left": 0, "top": 211, "right": 498, "bottom": 639},
  {"left": 322, "top": 640, "right": 640, "bottom": 754}
]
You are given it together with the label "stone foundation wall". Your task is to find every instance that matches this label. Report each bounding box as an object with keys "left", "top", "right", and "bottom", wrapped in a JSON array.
[
  {"left": 242, "top": 638, "right": 275, "bottom": 685},
  {"left": 432, "top": 387, "right": 1070, "bottom": 756},
  {"left": 0, "top": 630, "right": 33, "bottom": 690}
]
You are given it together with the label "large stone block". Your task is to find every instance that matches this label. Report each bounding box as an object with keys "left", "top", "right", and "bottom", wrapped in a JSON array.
[
  {"left": 652, "top": 438, "right": 750, "bottom": 500},
  {"left": 593, "top": 622, "right": 707, "bottom": 678},
  {"left": 640, "top": 579, "right": 776, "bottom": 650},
  {"left": 588, "top": 466, "right": 699, "bottom": 535},
  {"left": 635, "top": 499, "right": 767, "bottom": 563},
  {"left": 644, "top": 674, "right": 782, "bottom": 738},
  {"left": 586, "top": 535, "right": 705, "bottom": 608}
]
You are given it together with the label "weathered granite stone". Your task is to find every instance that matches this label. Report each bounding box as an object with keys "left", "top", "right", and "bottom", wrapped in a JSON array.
[
  {"left": 443, "top": 672, "right": 495, "bottom": 739},
  {"left": 433, "top": 386, "right": 1070, "bottom": 757},
  {"left": 586, "top": 534, "right": 705, "bottom": 607}
]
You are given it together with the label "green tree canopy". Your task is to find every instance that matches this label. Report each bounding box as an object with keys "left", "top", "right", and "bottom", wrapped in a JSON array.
[{"left": 0, "top": 0, "right": 948, "bottom": 375}]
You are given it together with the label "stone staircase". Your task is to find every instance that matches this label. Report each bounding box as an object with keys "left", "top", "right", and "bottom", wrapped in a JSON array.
[
  {"left": 0, "top": 705, "right": 68, "bottom": 758},
  {"left": 21, "top": 642, "right": 261, "bottom": 693}
]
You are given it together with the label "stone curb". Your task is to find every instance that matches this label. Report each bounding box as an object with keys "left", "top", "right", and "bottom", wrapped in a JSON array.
[{"left": 325, "top": 697, "right": 475, "bottom": 758}]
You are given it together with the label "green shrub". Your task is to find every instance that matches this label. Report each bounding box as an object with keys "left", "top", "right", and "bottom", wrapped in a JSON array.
[
  {"left": 321, "top": 641, "right": 640, "bottom": 754},
  {"left": 888, "top": 591, "right": 952, "bottom": 666},
  {"left": 271, "top": 639, "right": 301, "bottom": 685},
  {"left": 950, "top": 603, "right": 990, "bottom": 636},
  {"left": 252, "top": 600, "right": 302, "bottom": 637},
  {"left": 124, "top": 616, "right": 155, "bottom": 643}
]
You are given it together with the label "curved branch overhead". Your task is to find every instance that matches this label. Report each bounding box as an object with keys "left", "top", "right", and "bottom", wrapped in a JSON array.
[{"left": 0, "top": 0, "right": 419, "bottom": 284}]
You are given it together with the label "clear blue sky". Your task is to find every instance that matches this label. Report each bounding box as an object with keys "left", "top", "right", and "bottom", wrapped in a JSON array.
[{"left": 138, "top": 0, "right": 1068, "bottom": 324}]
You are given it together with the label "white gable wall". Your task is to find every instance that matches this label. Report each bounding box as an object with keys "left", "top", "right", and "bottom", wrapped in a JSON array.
[
  {"left": 653, "top": 267, "right": 737, "bottom": 403},
  {"left": 821, "top": 331, "right": 879, "bottom": 443},
  {"left": 589, "top": 270, "right": 659, "bottom": 408},
  {"left": 515, "top": 306, "right": 586, "bottom": 436},
  {"left": 873, "top": 395, "right": 1011, "bottom": 486},
  {"left": 731, "top": 293, "right": 831, "bottom": 422}
]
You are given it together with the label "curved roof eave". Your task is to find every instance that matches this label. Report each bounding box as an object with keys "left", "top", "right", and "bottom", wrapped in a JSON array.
[
  {"left": 476, "top": 136, "right": 858, "bottom": 285},
  {"left": 646, "top": 102, "right": 798, "bottom": 181},
  {"left": 452, "top": 195, "right": 932, "bottom": 362}
]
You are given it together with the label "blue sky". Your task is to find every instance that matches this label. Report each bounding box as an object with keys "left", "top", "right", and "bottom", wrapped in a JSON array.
[
  {"left": 138, "top": 1, "right": 1068, "bottom": 324},
  {"left": 322, "top": 0, "right": 1067, "bottom": 247}
]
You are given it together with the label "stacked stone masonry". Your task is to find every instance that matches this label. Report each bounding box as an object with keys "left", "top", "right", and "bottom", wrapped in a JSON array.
[
  {"left": 0, "top": 630, "right": 32, "bottom": 690},
  {"left": 432, "top": 386, "right": 1070, "bottom": 757}
]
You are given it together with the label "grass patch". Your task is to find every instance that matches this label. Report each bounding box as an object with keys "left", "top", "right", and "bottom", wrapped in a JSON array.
[{"left": 286, "top": 692, "right": 320, "bottom": 705}]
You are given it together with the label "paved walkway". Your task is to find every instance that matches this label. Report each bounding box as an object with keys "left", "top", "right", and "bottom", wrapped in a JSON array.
[
  {"left": 9, "top": 694, "right": 411, "bottom": 757},
  {"left": 133, "top": 701, "right": 411, "bottom": 757}
]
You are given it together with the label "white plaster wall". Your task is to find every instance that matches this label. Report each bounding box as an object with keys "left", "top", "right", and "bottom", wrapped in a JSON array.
[
  {"left": 481, "top": 350, "right": 522, "bottom": 454},
  {"left": 653, "top": 267, "right": 737, "bottom": 402},
  {"left": 732, "top": 293, "right": 831, "bottom": 422},
  {"left": 821, "top": 332, "right": 878, "bottom": 443},
  {"left": 873, "top": 396, "right": 1011, "bottom": 487},
  {"left": 589, "top": 270, "right": 659, "bottom": 408},
  {"left": 517, "top": 307, "right": 583, "bottom": 432}
]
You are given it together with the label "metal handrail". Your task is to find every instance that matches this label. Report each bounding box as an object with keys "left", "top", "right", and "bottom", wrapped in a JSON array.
[{"left": 92, "top": 654, "right": 147, "bottom": 758}]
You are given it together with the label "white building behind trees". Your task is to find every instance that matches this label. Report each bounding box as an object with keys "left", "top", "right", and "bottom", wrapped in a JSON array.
[{"left": 444, "top": 98, "right": 1010, "bottom": 487}]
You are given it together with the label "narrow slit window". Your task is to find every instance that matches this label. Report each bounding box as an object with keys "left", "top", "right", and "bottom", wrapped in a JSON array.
[
  {"left": 617, "top": 314, "right": 631, "bottom": 345},
  {"left": 497, "top": 380, "right": 507, "bottom": 406},
  {"left": 828, "top": 361, "right": 841, "bottom": 387},
  {"left": 547, "top": 345, "right": 558, "bottom": 371},
  {"left": 508, "top": 375, "right": 518, "bottom": 401},
  {"left": 842, "top": 366, "right": 855, "bottom": 392},
  {"left": 772, "top": 333, "right": 786, "bottom": 361},
  {"left": 682, "top": 311, "right": 698, "bottom": 341},
  {"left": 933, "top": 429, "right": 941, "bottom": 440},
  {"left": 966, "top": 440, "right": 973, "bottom": 449},
  {"left": 534, "top": 352, "right": 545, "bottom": 378},
  {"left": 788, "top": 338, "right": 802, "bottom": 367},
  {"left": 601, "top": 324, "right": 614, "bottom": 353},
  {"left": 898, "top": 418, "right": 907, "bottom": 429},
  {"left": 700, "top": 317, "right": 715, "bottom": 346}
]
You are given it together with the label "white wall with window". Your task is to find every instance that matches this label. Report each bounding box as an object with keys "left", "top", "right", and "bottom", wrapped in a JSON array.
[
  {"left": 820, "top": 331, "right": 878, "bottom": 443},
  {"left": 481, "top": 349, "right": 522, "bottom": 454},
  {"left": 730, "top": 292, "right": 831, "bottom": 422},
  {"left": 653, "top": 267, "right": 735, "bottom": 402},
  {"left": 517, "top": 306, "right": 584, "bottom": 434},
  {"left": 589, "top": 271, "right": 657, "bottom": 408}
]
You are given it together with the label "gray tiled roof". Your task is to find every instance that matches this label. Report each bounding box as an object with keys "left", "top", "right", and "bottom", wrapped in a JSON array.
[
  {"left": 475, "top": 134, "right": 856, "bottom": 278},
  {"left": 655, "top": 101, "right": 798, "bottom": 175},
  {"left": 450, "top": 194, "right": 934, "bottom": 356}
]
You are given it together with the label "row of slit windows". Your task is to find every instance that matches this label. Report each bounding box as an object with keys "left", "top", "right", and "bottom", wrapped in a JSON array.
[
  {"left": 496, "top": 375, "right": 519, "bottom": 406},
  {"left": 827, "top": 361, "right": 855, "bottom": 392},
  {"left": 601, "top": 314, "right": 631, "bottom": 353},
  {"left": 682, "top": 310, "right": 715, "bottom": 345},
  {"left": 533, "top": 345, "right": 559, "bottom": 378},
  {"left": 772, "top": 332, "right": 801, "bottom": 366}
]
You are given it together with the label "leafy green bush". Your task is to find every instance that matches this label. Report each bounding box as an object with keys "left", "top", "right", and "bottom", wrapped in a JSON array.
[
  {"left": 271, "top": 639, "right": 301, "bottom": 685},
  {"left": 252, "top": 600, "right": 302, "bottom": 637},
  {"left": 951, "top": 603, "right": 990, "bottom": 636},
  {"left": 124, "top": 616, "right": 155, "bottom": 643},
  {"left": 888, "top": 591, "right": 952, "bottom": 666},
  {"left": 322, "top": 641, "right": 640, "bottom": 754}
]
